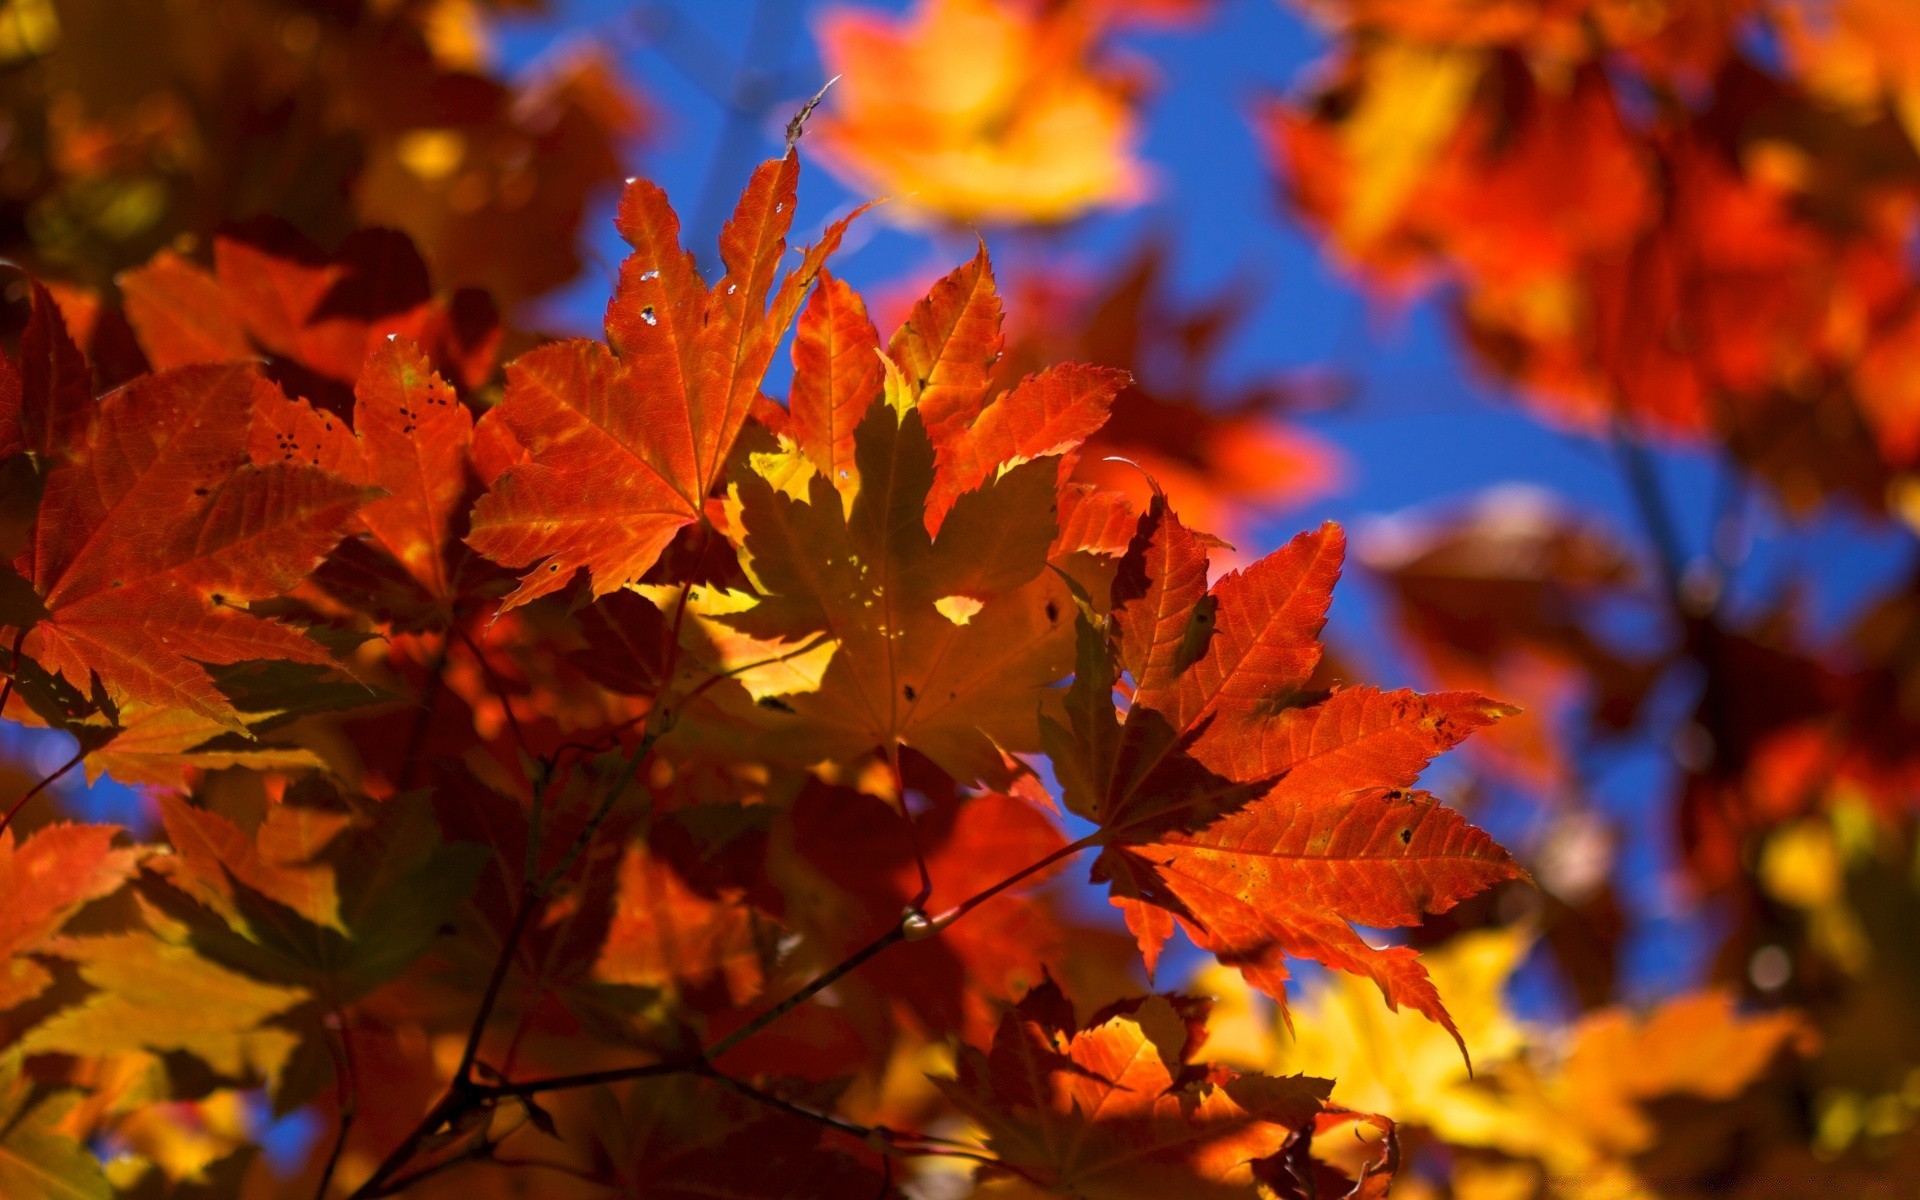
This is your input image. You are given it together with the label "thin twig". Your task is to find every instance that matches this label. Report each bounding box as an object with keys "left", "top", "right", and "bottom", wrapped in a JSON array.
[
  {"left": 925, "top": 832, "right": 1101, "bottom": 929},
  {"left": 314, "top": 1009, "right": 362, "bottom": 1200},
  {"left": 474, "top": 1059, "right": 695, "bottom": 1101},
  {"left": 0, "top": 741, "right": 84, "bottom": 837},
  {"left": 705, "top": 923, "right": 909, "bottom": 1063}
]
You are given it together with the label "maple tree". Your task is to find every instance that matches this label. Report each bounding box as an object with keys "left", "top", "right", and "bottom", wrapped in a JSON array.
[{"left": 1, "top": 0, "right": 1914, "bottom": 1196}]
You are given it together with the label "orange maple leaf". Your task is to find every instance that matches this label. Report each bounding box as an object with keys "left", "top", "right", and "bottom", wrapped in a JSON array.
[
  {"left": 18, "top": 364, "right": 373, "bottom": 730},
  {"left": 935, "top": 975, "right": 1331, "bottom": 1198},
  {"left": 1045, "top": 495, "right": 1524, "bottom": 1053},
  {"left": 119, "top": 224, "right": 502, "bottom": 404},
  {"left": 0, "top": 823, "right": 140, "bottom": 1011},
  {"left": 247, "top": 336, "right": 490, "bottom": 628},
  {"left": 467, "top": 153, "right": 860, "bottom": 610}
]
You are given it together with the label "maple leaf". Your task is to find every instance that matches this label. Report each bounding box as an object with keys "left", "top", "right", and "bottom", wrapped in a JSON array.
[
  {"left": 0, "top": 281, "right": 92, "bottom": 467},
  {"left": 142, "top": 788, "right": 487, "bottom": 1003},
  {"left": 812, "top": 0, "right": 1148, "bottom": 224},
  {"left": 20, "top": 932, "right": 308, "bottom": 1085},
  {"left": 0, "top": 824, "right": 140, "bottom": 1012},
  {"left": 119, "top": 223, "right": 503, "bottom": 408},
  {"left": 468, "top": 152, "right": 861, "bottom": 610},
  {"left": 1045, "top": 494, "right": 1523, "bottom": 1049},
  {"left": 0, "top": 1051, "right": 109, "bottom": 1200},
  {"left": 701, "top": 385, "right": 1096, "bottom": 785},
  {"left": 247, "top": 336, "right": 490, "bottom": 627},
  {"left": 1357, "top": 488, "right": 1658, "bottom": 798},
  {"left": 15, "top": 363, "right": 374, "bottom": 730},
  {"left": 1259, "top": 927, "right": 1533, "bottom": 1147},
  {"left": 935, "top": 975, "right": 1330, "bottom": 1198},
  {"left": 593, "top": 838, "right": 771, "bottom": 1008},
  {"left": 997, "top": 243, "right": 1346, "bottom": 542},
  {"left": 77, "top": 658, "right": 390, "bottom": 788},
  {"left": 654, "top": 245, "right": 1126, "bottom": 783}
]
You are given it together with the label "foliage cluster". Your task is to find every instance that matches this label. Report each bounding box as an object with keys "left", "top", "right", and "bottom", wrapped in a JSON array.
[{"left": 0, "top": 1, "right": 1913, "bottom": 1199}]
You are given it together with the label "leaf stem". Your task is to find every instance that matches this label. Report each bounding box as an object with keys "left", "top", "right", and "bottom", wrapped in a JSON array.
[
  {"left": 313, "top": 1009, "right": 361, "bottom": 1200},
  {"left": 706, "top": 923, "right": 909, "bottom": 1063}
]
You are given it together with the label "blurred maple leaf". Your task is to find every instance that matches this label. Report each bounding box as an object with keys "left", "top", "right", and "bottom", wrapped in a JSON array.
[
  {"left": 19, "top": 931, "right": 308, "bottom": 1087},
  {"left": 998, "top": 242, "right": 1347, "bottom": 542},
  {"left": 1262, "top": 0, "right": 1920, "bottom": 511},
  {"left": 121, "top": 222, "right": 503, "bottom": 414},
  {"left": 0, "top": 823, "right": 138, "bottom": 1013},
  {"left": 1357, "top": 487, "right": 1659, "bottom": 799},
  {"left": 0, "top": 0, "right": 641, "bottom": 307},
  {"left": 1209, "top": 925, "right": 1815, "bottom": 1199},
  {"left": 812, "top": 0, "right": 1149, "bottom": 225},
  {"left": 0, "top": 1049, "right": 109, "bottom": 1199}
]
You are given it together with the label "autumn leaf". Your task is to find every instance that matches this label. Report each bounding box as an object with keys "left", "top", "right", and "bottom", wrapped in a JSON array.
[
  {"left": 142, "top": 788, "right": 487, "bottom": 1003},
  {"left": 0, "top": 282, "right": 92, "bottom": 467},
  {"left": 785, "top": 782, "right": 1073, "bottom": 1040},
  {"left": 468, "top": 152, "right": 861, "bottom": 610},
  {"left": 700, "top": 385, "right": 1087, "bottom": 785},
  {"left": 119, "top": 224, "right": 503, "bottom": 404},
  {"left": 1262, "top": 926, "right": 1533, "bottom": 1147},
  {"left": 648, "top": 246, "right": 1126, "bottom": 784},
  {"left": 1047, "top": 494, "right": 1522, "bottom": 1049},
  {"left": 1357, "top": 488, "right": 1657, "bottom": 798},
  {"left": 787, "top": 270, "right": 884, "bottom": 511},
  {"left": 20, "top": 932, "right": 308, "bottom": 1085},
  {"left": 0, "top": 1052, "right": 109, "bottom": 1200},
  {"left": 15, "top": 363, "right": 373, "bottom": 730},
  {"left": 247, "top": 335, "right": 489, "bottom": 627},
  {"left": 0, "top": 824, "right": 140, "bottom": 1012},
  {"left": 77, "top": 655, "right": 389, "bottom": 787},
  {"left": 812, "top": 0, "right": 1148, "bottom": 224},
  {"left": 997, "top": 243, "right": 1346, "bottom": 541},
  {"left": 934, "top": 975, "right": 1330, "bottom": 1198},
  {"left": 593, "top": 838, "right": 771, "bottom": 1008}
]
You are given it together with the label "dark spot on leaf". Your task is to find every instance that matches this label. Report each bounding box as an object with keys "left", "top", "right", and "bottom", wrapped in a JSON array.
[
  {"left": 903, "top": 684, "right": 918, "bottom": 702},
  {"left": 1045, "top": 599, "right": 1059, "bottom": 623},
  {"left": 1399, "top": 827, "right": 1412, "bottom": 845},
  {"left": 757, "top": 696, "right": 795, "bottom": 713}
]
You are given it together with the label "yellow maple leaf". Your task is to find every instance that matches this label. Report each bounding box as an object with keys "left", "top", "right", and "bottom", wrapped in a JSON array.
[
  {"left": 21, "top": 934, "right": 307, "bottom": 1086},
  {"left": 1199, "top": 928, "right": 1813, "bottom": 1198},
  {"left": 1207, "top": 925, "right": 1531, "bottom": 1146}
]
